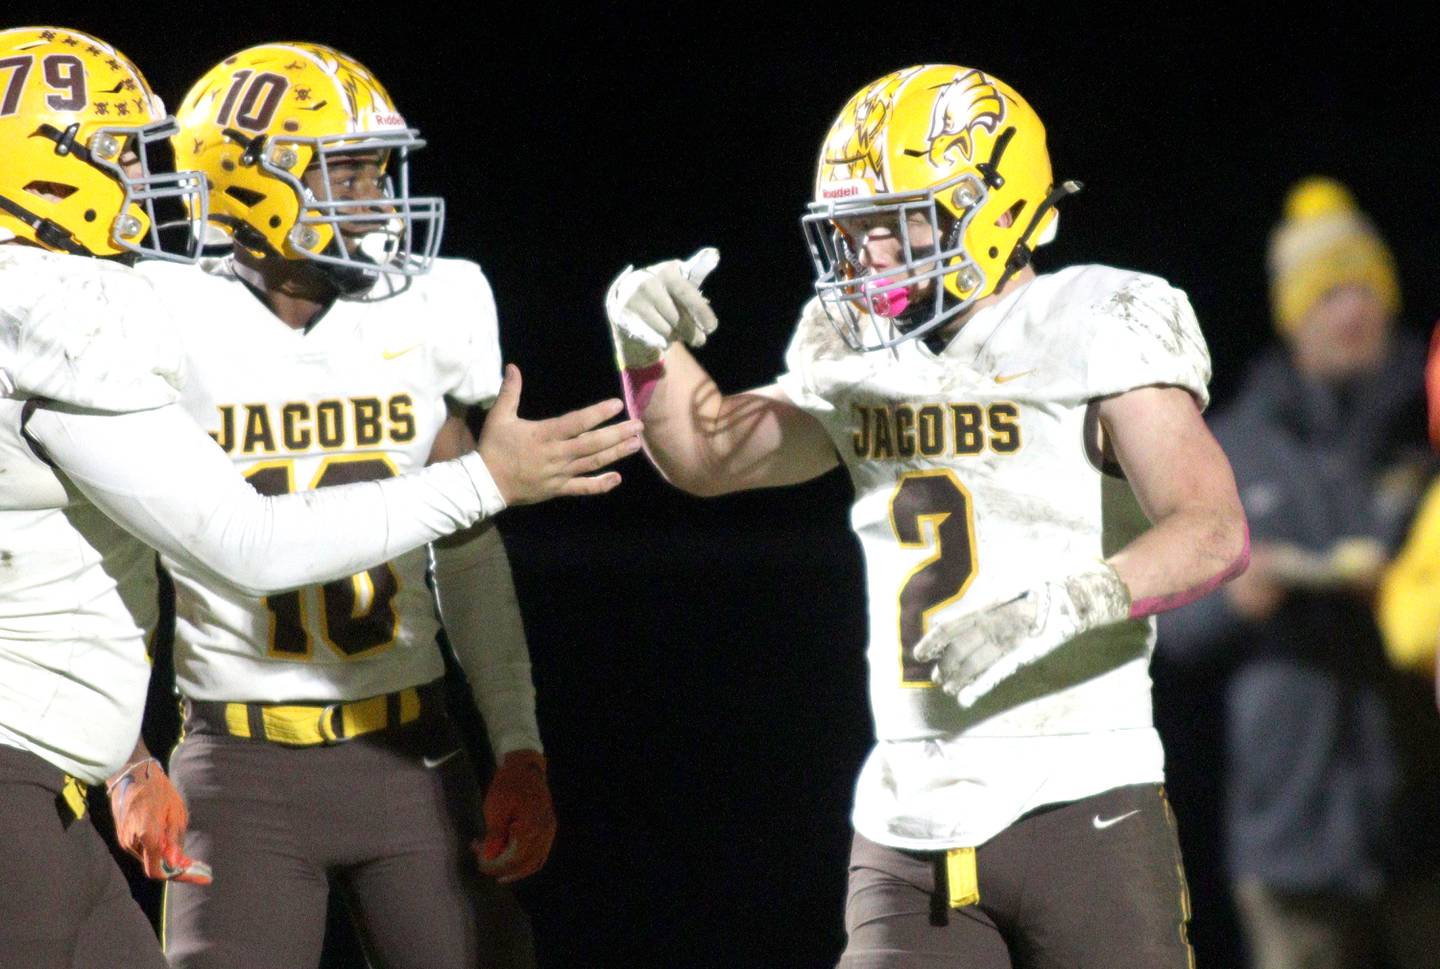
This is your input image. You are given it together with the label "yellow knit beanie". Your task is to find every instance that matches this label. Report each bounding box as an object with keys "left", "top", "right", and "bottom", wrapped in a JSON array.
[{"left": 1267, "top": 177, "right": 1400, "bottom": 335}]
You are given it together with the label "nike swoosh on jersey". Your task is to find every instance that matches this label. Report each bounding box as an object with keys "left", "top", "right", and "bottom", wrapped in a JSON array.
[
  {"left": 1092, "top": 809, "right": 1140, "bottom": 830},
  {"left": 993, "top": 369, "right": 1035, "bottom": 384},
  {"left": 383, "top": 344, "right": 422, "bottom": 360},
  {"left": 422, "top": 749, "right": 462, "bottom": 769}
]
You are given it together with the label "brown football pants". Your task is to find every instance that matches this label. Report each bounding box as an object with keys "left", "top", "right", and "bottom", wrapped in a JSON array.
[
  {"left": 0, "top": 743, "right": 167, "bottom": 969},
  {"left": 838, "top": 784, "right": 1195, "bottom": 969},
  {"left": 161, "top": 708, "right": 534, "bottom": 969}
]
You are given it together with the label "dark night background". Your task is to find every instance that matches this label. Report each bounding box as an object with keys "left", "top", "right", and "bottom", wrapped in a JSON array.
[{"left": 13, "top": 4, "right": 1440, "bottom": 967}]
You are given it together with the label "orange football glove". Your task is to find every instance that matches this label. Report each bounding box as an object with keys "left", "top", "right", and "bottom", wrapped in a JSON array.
[
  {"left": 473, "top": 750, "right": 555, "bottom": 884},
  {"left": 106, "top": 758, "right": 212, "bottom": 885}
]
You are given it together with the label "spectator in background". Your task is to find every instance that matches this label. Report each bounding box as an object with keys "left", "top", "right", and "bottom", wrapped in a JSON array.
[{"left": 1159, "top": 176, "right": 1440, "bottom": 969}]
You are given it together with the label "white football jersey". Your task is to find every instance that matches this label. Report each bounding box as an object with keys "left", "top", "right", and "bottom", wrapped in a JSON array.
[
  {"left": 776, "top": 264, "right": 1211, "bottom": 850},
  {"left": 0, "top": 246, "right": 176, "bottom": 784},
  {"left": 140, "top": 257, "right": 502, "bottom": 703}
]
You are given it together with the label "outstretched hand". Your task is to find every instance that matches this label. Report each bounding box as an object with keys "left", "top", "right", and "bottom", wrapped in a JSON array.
[{"left": 478, "top": 365, "right": 643, "bottom": 505}]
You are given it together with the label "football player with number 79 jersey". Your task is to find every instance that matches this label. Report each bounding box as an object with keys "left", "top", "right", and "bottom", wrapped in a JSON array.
[
  {"left": 116, "top": 43, "right": 569, "bottom": 969},
  {"left": 605, "top": 65, "right": 1249, "bottom": 968},
  {"left": 0, "top": 27, "right": 635, "bottom": 969}
]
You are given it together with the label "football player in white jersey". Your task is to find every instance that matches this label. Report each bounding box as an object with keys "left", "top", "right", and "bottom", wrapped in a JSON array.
[
  {"left": 111, "top": 42, "right": 553, "bottom": 969},
  {"left": 604, "top": 66, "right": 1249, "bottom": 968},
  {"left": 0, "top": 26, "right": 640, "bottom": 969}
]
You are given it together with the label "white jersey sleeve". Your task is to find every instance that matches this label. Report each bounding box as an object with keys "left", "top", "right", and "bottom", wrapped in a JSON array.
[
  {"left": 0, "top": 247, "right": 182, "bottom": 412},
  {"left": 775, "top": 298, "right": 847, "bottom": 416},
  {"left": 1078, "top": 269, "right": 1211, "bottom": 409},
  {"left": 425, "top": 259, "right": 504, "bottom": 408},
  {"left": 23, "top": 402, "right": 505, "bottom": 598}
]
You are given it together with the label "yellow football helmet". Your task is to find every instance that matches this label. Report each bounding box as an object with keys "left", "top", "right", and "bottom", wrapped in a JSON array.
[
  {"left": 802, "top": 65, "right": 1079, "bottom": 350},
  {"left": 174, "top": 42, "right": 442, "bottom": 289},
  {"left": 0, "top": 27, "right": 206, "bottom": 260}
]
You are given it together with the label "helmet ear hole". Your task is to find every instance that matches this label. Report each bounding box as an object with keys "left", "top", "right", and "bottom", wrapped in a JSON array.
[
  {"left": 22, "top": 181, "right": 78, "bottom": 201},
  {"left": 996, "top": 199, "right": 1025, "bottom": 229},
  {"left": 224, "top": 186, "right": 264, "bottom": 208}
]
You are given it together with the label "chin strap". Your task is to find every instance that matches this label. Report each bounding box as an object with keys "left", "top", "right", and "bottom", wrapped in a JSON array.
[
  {"left": 36, "top": 123, "right": 95, "bottom": 163},
  {"left": 222, "top": 127, "right": 268, "bottom": 166},
  {"left": 995, "top": 179, "right": 1083, "bottom": 292},
  {"left": 312, "top": 236, "right": 379, "bottom": 297},
  {"left": 0, "top": 192, "right": 91, "bottom": 255},
  {"left": 976, "top": 127, "right": 1016, "bottom": 190}
]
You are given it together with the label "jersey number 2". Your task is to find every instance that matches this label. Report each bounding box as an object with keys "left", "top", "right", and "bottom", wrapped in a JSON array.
[
  {"left": 889, "top": 470, "right": 978, "bottom": 686},
  {"left": 245, "top": 457, "right": 401, "bottom": 659}
]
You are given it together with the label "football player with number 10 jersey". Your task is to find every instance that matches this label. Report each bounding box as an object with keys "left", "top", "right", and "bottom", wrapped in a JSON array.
[
  {"left": 115, "top": 43, "right": 559, "bottom": 969},
  {"left": 605, "top": 65, "right": 1249, "bottom": 968}
]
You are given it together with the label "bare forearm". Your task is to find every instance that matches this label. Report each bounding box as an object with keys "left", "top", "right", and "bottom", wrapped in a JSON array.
[
  {"left": 1100, "top": 385, "right": 1250, "bottom": 619},
  {"left": 1110, "top": 505, "right": 1250, "bottom": 618},
  {"left": 626, "top": 344, "right": 728, "bottom": 493},
  {"left": 628, "top": 345, "right": 836, "bottom": 496}
]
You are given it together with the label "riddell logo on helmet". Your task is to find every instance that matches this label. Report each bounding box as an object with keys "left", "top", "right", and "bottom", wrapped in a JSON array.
[
  {"left": 371, "top": 113, "right": 405, "bottom": 127},
  {"left": 821, "top": 180, "right": 870, "bottom": 200}
]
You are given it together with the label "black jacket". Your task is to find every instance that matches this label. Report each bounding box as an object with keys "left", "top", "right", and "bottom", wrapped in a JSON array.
[{"left": 1159, "top": 333, "right": 1440, "bottom": 896}]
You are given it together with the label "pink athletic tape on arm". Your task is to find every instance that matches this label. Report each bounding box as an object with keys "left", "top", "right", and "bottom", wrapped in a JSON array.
[
  {"left": 1128, "top": 523, "right": 1251, "bottom": 619},
  {"left": 621, "top": 362, "right": 665, "bottom": 418}
]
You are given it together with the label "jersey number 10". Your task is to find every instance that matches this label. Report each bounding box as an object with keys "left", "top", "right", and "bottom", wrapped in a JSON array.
[{"left": 246, "top": 457, "right": 401, "bottom": 659}]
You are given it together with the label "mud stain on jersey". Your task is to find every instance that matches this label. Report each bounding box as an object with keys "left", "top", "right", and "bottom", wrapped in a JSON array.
[
  {"left": 976, "top": 485, "right": 1091, "bottom": 538},
  {"left": 1097, "top": 276, "right": 1206, "bottom": 369},
  {"left": 1, "top": 550, "right": 13, "bottom": 568}
]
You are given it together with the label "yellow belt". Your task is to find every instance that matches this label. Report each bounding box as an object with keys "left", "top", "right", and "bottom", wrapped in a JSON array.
[
  {"left": 219, "top": 686, "right": 424, "bottom": 747},
  {"left": 60, "top": 775, "right": 87, "bottom": 823},
  {"left": 945, "top": 847, "right": 979, "bottom": 908}
]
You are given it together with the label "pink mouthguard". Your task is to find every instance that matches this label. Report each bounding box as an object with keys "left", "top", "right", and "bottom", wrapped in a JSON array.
[{"left": 863, "top": 277, "right": 909, "bottom": 318}]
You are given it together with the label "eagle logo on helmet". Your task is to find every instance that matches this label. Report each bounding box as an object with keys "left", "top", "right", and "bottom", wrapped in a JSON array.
[{"left": 925, "top": 70, "right": 1005, "bottom": 168}]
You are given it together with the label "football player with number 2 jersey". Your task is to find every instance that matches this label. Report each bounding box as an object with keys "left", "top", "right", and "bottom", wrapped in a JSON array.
[
  {"left": 122, "top": 43, "right": 555, "bottom": 969},
  {"left": 605, "top": 65, "right": 1249, "bottom": 968},
  {"left": 0, "top": 27, "right": 637, "bottom": 969}
]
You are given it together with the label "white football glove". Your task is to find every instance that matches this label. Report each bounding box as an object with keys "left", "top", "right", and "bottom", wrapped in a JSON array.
[
  {"left": 605, "top": 248, "right": 720, "bottom": 369},
  {"left": 913, "top": 560, "right": 1131, "bottom": 708}
]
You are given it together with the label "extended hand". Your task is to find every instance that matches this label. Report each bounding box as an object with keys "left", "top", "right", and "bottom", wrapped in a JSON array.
[
  {"left": 474, "top": 750, "right": 556, "bottom": 885},
  {"left": 478, "top": 366, "right": 643, "bottom": 505},
  {"left": 914, "top": 562, "right": 1130, "bottom": 707},
  {"left": 605, "top": 248, "right": 720, "bottom": 369},
  {"left": 107, "top": 758, "right": 212, "bottom": 885}
]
